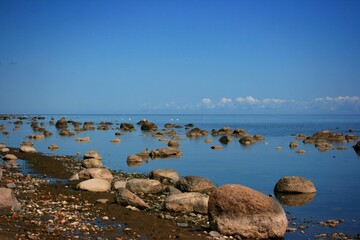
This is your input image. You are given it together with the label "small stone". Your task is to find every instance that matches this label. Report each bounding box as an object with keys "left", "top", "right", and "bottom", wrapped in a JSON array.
[
  {"left": 209, "top": 230, "right": 221, "bottom": 237},
  {"left": 102, "top": 216, "right": 109, "bottom": 221},
  {"left": 176, "top": 222, "right": 189, "bottom": 228},
  {"left": 96, "top": 199, "right": 109, "bottom": 204}
]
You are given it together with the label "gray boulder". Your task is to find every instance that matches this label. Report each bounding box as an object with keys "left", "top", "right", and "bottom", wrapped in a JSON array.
[
  {"left": 115, "top": 188, "right": 150, "bottom": 210},
  {"left": 177, "top": 176, "right": 215, "bottom": 193},
  {"left": 208, "top": 184, "right": 288, "bottom": 239},
  {"left": 166, "top": 192, "right": 209, "bottom": 214},
  {"left": 126, "top": 179, "right": 165, "bottom": 194}
]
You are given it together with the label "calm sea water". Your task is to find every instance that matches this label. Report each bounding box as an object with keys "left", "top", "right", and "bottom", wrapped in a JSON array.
[{"left": 1, "top": 114, "right": 360, "bottom": 238}]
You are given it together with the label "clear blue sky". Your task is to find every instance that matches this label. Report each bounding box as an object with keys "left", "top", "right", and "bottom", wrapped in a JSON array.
[{"left": 1, "top": 0, "right": 359, "bottom": 114}]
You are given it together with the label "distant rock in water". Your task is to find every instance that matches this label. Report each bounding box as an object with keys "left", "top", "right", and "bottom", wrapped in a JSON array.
[
  {"left": 353, "top": 140, "right": 360, "bottom": 155},
  {"left": 274, "top": 176, "right": 316, "bottom": 194},
  {"left": 55, "top": 117, "right": 68, "bottom": 129}
]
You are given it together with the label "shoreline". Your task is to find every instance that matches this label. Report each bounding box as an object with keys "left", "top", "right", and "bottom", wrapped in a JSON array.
[{"left": 0, "top": 147, "right": 209, "bottom": 240}]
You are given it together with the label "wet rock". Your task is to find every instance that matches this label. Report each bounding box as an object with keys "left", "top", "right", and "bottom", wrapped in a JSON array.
[
  {"left": 274, "top": 176, "right": 316, "bottom": 193},
  {"left": 166, "top": 192, "right": 209, "bottom": 214},
  {"left": 239, "top": 135, "right": 257, "bottom": 145},
  {"left": 48, "top": 144, "right": 59, "bottom": 150},
  {"left": 149, "top": 147, "right": 182, "bottom": 158},
  {"left": 208, "top": 184, "right": 287, "bottom": 239},
  {"left": 126, "top": 179, "right": 165, "bottom": 194},
  {"left": 219, "top": 135, "right": 232, "bottom": 144},
  {"left": 82, "top": 158, "right": 103, "bottom": 168},
  {"left": 211, "top": 145, "right": 223, "bottom": 150},
  {"left": 140, "top": 121, "right": 158, "bottom": 132},
  {"left": 167, "top": 139, "right": 180, "bottom": 148},
  {"left": 20, "top": 145, "right": 37, "bottom": 153},
  {"left": 289, "top": 141, "right": 298, "bottom": 149},
  {"left": 77, "top": 179, "right": 111, "bottom": 192},
  {"left": 0, "top": 188, "right": 21, "bottom": 213},
  {"left": 150, "top": 169, "right": 179, "bottom": 184},
  {"left": 75, "top": 137, "right": 90, "bottom": 142},
  {"left": 110, "top": 138, "right": 121, "bottom": 143},
  {"left": 353, "top": 141, "right": 360, "bottom": 154},
  {"left": 83, "top": 150, "right": 103, "bottom": 160},
  {"left": 120, "top": 123, "right": 135, "bottom": 131},
  {"left": 3, "top": 154, "right": 17, "bottom": 160},
  {"left": 55, "top": 117, "right": 68, "bottom": 129},
  {"left": 177, "top": 176, "right": 216, "bottom": 193},
  {"left": 115, "top": 188, "right": 150, "bottom": 210},
  {"left": 78, "top": 168, "right": 113, "bottom": 182}
]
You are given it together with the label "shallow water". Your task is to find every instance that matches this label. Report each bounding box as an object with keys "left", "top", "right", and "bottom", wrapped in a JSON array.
[{"left": 1, "top": 114, "right": 360, "bottom": 238}]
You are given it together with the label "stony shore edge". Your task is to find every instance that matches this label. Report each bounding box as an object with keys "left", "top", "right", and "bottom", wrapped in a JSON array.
[{"left": 0, "top": 148, "right": 209, "bottom": 240}]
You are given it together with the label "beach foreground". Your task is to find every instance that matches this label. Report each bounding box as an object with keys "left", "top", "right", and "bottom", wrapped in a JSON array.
[{"left": 0, "top": 148, "right": 208, "bottom": 240}]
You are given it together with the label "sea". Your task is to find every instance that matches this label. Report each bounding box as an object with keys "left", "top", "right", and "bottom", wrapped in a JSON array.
[{"left": 1, "top": 114, "right": 360, "bottom": 238}]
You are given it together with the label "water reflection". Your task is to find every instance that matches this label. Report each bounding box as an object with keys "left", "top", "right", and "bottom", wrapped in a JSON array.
[{"left": 275, "top": 192, "right": 316, "bottom": 207}]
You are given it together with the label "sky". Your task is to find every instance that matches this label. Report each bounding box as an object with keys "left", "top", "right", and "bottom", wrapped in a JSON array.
[{"left": 0, "top": 0, "right": 360, "bottom": 114}]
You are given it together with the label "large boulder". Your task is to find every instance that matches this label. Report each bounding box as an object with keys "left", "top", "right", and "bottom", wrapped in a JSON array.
[
  {"left": 77, "top": 179, "right": 111, "bottom": 192},
  {"left": 83, "top": 150, "right": 102, "bottom": 160},
  {"left": 177, "top": 176, "right": 216, "bottom": 193},
  {"left": 77, "top": 168, "right": 113, "bottom": 182},
  {"left": 20, "top": 145, "right": 37, "bottom": 153},
  {"left": 149, "top": 147, "right": 182, "bottom": 159},
  {"left": 0, "top": 188, "right": 21, "bottom": 214},
  {"left": 115, "top": 188, "right": 150, "bottom": 210},
  {"left": 120, "top": 123, "right": 135, "bottom": 131},
  {"left": 82, "top": 158, "right": 103, "bottom": 168},
  {"left": 208, "top": 184, "right": 288, "bottom": 239},
  {"left": 274, "top": 176, "right": 316, "bottom": 193},
  {"left": 166, "top": 192, "right": 209, "bottom": 214},
  {"left": 218, "top": 135, "right": 232, "bottom": 144},
  {"left": 126, "top": 179, "right": 164, "bottom": 194},
  {"left": 150, "top": 169, "right": 179, "bottom": 184}
]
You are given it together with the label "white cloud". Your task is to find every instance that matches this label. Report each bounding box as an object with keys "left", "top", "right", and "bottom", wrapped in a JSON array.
[
  {"left": 262, "top": 98, "right": 287, "bottom": 104},
  {"left": 314, "top": 96, "right": 360, "bottom": 103},
  {"left": 201, "top": 98, "right": 213, "bottom": 105},
  {"left": 235, "top": 96, "right": 260, "bottom": 104},
  {"left": 220, "top": 97, "right": 232, "bottom": 104}
]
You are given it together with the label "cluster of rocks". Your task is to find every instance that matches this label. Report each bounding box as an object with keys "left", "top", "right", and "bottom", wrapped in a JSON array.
[
  {"left": 291, "top": 130, "right": 358, "bottom": 153},
  {"left": 66, "top": 150, "right": 325, "bottom": 239}
]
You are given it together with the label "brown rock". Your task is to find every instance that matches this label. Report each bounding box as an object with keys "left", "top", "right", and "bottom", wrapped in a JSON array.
[
  {"left": 208, "top": 184, "right": 287, "bottom": 239},
  {"left": 177, "top": 176, "right": 215, "bottom": 193},
  {"left": 274, "top": 176, "right": 316, "bottom": 193},
  {"left": 166, "top": 192, "right": 208, "bottom": 214},
  {"left": 0, "top": 188, "right": 21, "bottom": 214},
  {"left": 115, "top": 188, "right": 150, "bottom": 210}
]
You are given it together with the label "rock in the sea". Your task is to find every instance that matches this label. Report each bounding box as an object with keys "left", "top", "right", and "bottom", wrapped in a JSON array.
[
  {"left": 120, "top": 123, "right": 135, "bottom": 131},
  {"left": 2, "top": 154, "right": 17, "bottom": 160},
  {"left": 0, "top": 188, "right": 21, "bottom": 214},
  {"left": 140, "top": 121, "right": 158, "bottom": 132},
  {"left": 166, "top": 192, "right": 209, "bottom": 214},
  {"left": 274, "top": 176, "right": 316, "bottom": 193},
  {"left": 75, "top": 137, "right": 91, "bottom": 142},
  {"left": 149, "top": 147, "right": 182, "bottom": 158},
  {"left": 55, "top": 117, "right": 68, "bottom": 129},
  {"left": 77, "top": 179, "right": 111, "bottom": 192},
  {"left": 150, "top": 169, "right": 179, "bottom": 184},
  {"left": 239, "top": 135, "right": 257, "bottom": 145},
  {"left": 219, "top": 135, "right": 232, "bottom": 144},
  {"left": 211, "top": 145, "right": 223, "bottom": 150},
  {"left": 177, "top": 176, "right": 216, "bottom": 193},
  {"left": 82, "top": 158, "right": 103, "bottom": 168},
  {"left": 78, "top": 168, "right": 113, "bottom": 182},
  {"left": 208, "top": 184, "right": 288, "bottom": 239},
  {"left": 20, "top": 145, "right": 37, "bottom": 153},
  {"left": 48, "top": 144, "right": 59, "bottom": 150},
  {"left": 83, "top": 150, "right": 103, "bottom": 160},
  {"left": 167, "top": 139, "right": 180, "bottom": 148},
  {"left": 115, "top": 188, "right": 150, "bottom": 209},
  {"left": 127, "top": 154, "right": 143, "bottom": 163},
  {"left": 110, "top": 138, "right": 121, "bottom": 143},
  {"left": 353, "top": 140, "right": 360, "bottom": 154},
  {"left": 126, "top": 179, "right": 165, "bottom": 194},
  {"left": 289, "top": 141, "right": 298, "bottom": 149}
]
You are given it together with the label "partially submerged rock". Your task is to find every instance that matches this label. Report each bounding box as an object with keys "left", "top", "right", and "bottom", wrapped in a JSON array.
[
  {"left": 274, "top": 176, "right": 316, "bottom": 193},
  {"left": 149, "top": 147, "right": 182, "bottom": 159}
]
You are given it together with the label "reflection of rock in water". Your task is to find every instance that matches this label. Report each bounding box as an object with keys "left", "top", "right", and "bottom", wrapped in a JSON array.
[
  {"left": 127, "top": 160, "right": 142, "bottom": 168},
  {"left": 275, "top": 192, "right": 316, "bottom": 207}
]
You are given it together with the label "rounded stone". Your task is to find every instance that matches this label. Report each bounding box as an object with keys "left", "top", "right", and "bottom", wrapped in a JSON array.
[{"left": 274, "top": 176, "right": 316, "bottom": 193}]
